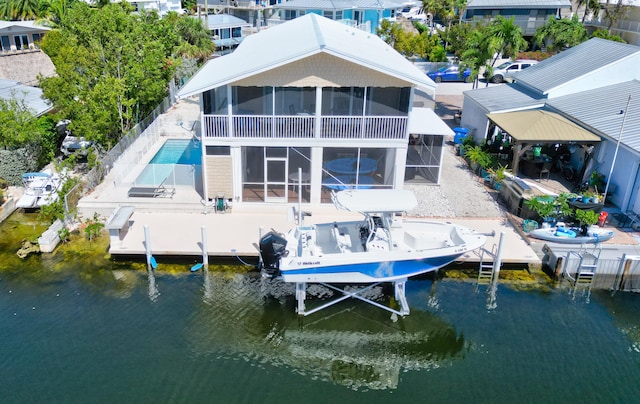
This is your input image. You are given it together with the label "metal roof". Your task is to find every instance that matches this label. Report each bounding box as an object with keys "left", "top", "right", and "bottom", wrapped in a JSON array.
[
  {"left": 487, "top": 109, "right": 601, "bottom": 142},
  {"left": 178, "top": 13, "right": 436, "bottom": 99},
  {"left": 194, "top": 14, "right": 251, "bottom": 30},
  {"left": 463, "top": 83, "right": 545, "bottom": 113},
  {"left": 466, "top": 0, "right": 570, "bottom": 8},
  {"left": 273, "top": 0, "right": 407, "bottom": 10},
  {"left": 546, "top": 81, "right": 640, "bottom": 150},
  {"left": 408, "top": 107, "right": 454, "bottom": 136},
  {"left": 0, "top": 20, "right": 50, "bottom": 32},
  {"left": 0, "top": 78, "right": 51, "bottom": 116},
  {"left": 515, "top": 38, "right": 640, "bottom": 95}
]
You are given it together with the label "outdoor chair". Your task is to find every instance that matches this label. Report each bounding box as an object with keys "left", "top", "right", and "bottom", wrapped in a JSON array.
[
  {"left": 215, "top": 193, "right": 227, "bottom": 213},
  {"left": 539, "top": 162, "right": 552, "bottom": 181}
]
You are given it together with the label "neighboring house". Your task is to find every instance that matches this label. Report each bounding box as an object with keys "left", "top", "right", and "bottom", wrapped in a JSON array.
[
  {"left": 178, "top": 14, "right": 452, "bottom": 207},
  {"left": 196, "top": 14, "right": 253, "bottom": 54},
  {"left": 463, "top": 0, "right": 571, "bottom": 37},
  {"left": 461, "top": 38, "right": 640, "bottom": 211},
  {"left": 581, "top": 0, "right": 640, "bottom": 46},
  {"left": 107, "top": 0, "right": 184, "bottom": 16},
  {"left": 0, "top": 21, "right": 50, "bottom": 53},
  {"left": 0, "top": 78, "right": 52, "bottom": 116},
  {"left": 268, "top": 0, "right": 407, "bottom": 33}
]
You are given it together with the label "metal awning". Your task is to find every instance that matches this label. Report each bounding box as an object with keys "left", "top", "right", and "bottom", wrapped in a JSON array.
[
  {"left": 487, "top": 109, "right": 600, "bottom": 177},
  {"left": 408, "top": 107, "right": 454, "bottom": 137}
]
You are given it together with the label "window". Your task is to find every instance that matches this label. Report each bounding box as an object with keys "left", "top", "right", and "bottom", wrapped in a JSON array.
[
  {"left": 232, "top": 27, "right": 242, "bottom": 38},
  {"left": 206, "top": 146, "right": 231, "bottom": 155},
  {"left": 203, "top": 86, "right": 228, "bottom": 115},
  {"left": 1, "top": 36, "right": 9, "bottom": 51},
  {"left": 14, "top": 35, "right": 29, "bottom": 50}
]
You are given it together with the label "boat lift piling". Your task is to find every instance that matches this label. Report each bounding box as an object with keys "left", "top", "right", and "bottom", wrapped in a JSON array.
[{"left": 201, "top": 224, "right": 208, "bottom": 268}]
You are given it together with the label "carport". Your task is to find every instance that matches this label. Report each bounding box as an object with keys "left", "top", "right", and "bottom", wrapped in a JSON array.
[{"left": 487, "top": 109, "right": 601, "bottom": 177}]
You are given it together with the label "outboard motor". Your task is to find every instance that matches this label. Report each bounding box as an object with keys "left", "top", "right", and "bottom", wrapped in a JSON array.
[{"left": 258, "top": 231, "right": 288, "bottom": 278}]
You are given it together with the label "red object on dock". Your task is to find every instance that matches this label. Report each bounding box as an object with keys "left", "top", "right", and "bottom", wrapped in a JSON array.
[{"left": 598, "top": 211, "right": 608, "bottom": 227}]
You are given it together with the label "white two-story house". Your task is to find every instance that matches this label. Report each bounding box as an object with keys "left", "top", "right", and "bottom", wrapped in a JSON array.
[{"left": 178, "top": 14, "right": 451, "bottom": 207}]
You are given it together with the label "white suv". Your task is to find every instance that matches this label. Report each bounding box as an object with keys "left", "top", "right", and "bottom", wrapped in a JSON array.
[{"left": 489, "top": 59, "right": 538, "bottom": 83}]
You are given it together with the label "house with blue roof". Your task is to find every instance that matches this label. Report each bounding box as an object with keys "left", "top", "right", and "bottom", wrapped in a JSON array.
[
  {"left": 461, "top": 38, "right": 640, "bottom": 213},
  {"left": 178, "top": 13, "right": 453, "bottom": 206}
]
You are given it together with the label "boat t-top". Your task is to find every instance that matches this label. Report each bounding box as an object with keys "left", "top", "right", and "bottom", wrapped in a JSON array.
[{"left": 259, "top": 189, "right": 487, "bottom": 316}]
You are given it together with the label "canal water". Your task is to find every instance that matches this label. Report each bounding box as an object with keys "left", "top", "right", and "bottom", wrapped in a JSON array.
[{"left": 1, "top": 213, "right": 640, "bottom": 403}]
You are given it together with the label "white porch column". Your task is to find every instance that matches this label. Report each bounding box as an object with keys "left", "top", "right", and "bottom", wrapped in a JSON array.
[
  {"left": 310, "top": 146, "right": 323, "bottom": 204},
  {"left": 394, "top": 145, "right": 408, "bottom": 189}
]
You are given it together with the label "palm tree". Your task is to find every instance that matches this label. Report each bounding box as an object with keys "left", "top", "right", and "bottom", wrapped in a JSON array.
[
  {"left": 485, "top": 16, "right": 527, "bottom": 67},
  {"left": 533, "top": 15, "right": 588, "bottom": 53},
  {"left": 0, "top": 0, "right": 41, "bottom": 20},
  {"left": 575, "top": 0, "right": 601, "bottom": 23},
  {"left": 460, "top": 28, "right": 493, "bottom": 89}
]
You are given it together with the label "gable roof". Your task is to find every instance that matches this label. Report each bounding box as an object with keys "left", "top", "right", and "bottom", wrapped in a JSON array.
[
  {"left": 515, "top": 38, "right": 640, "bottom": 95},
  {"left": 466, "top": 0, "right": 570, "bottom": 8},
  {"left": 178, "top": 14, "right": 436, "bottom": 99},
  {"left": 0, "top": 78, "right": 51, "bottom": 116},
  {"left": 546, "top": 81, "right": 640, "bottom": 150},
  {"left": 0, "top": 20, "right": 50, "bottom": 33},
  {"left": 487, "top": 109, "right": 601, "bottom": 142}
]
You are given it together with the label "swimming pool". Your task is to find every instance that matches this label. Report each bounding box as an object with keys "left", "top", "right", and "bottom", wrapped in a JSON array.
[
  {"left": 135, "top": 139, "right": 201, "bottom": 185},
  {"left": 150, "top": 139, "right": 202, "bottom": 165}
]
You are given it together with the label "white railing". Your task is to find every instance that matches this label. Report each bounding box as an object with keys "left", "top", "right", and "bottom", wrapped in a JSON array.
[{"left": 203, "top": 114, "right": 407, "bottom": 140}]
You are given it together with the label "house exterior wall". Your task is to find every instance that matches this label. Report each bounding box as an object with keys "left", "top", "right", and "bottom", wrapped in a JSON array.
[
  {"left": 464, "top": 8, "right": 561, "bottom": 36},
  {"left": 584, "top": 5, "right": 640, "bottom": 46},
  {"left": 204, "top": 156, "right": 234, "bottom": 200},
  {"left": 459, "top": 97, "right": 488, "bottom": 143},
  {"left": 233, "top": 53, "right": 411, "bottom": 88}
]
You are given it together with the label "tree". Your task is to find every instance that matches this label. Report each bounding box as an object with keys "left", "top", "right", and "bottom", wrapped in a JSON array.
[
  {"left": 602, "top": 0, "right": 631, "bottom": 32},
  {"left": 575, "top": 0, "right": 601, "bottom": 23},
  {"left": 0, "top": 0, "right": 41, "bottom": 20},
  {"left": 39, "top": 2, "right": 212, "bottom": 147},
  {"left": 0, "top": 95, "right": 41, "bottom": 149},
  {"left": 484, "top": 16, "right": 527, "bottom": 67},
  {"left": 460, "top": 28, "right": 493, "bottom": 89},
  {"left": 590, "top": 28, "right": 626, "bottom": 43},
  {"left": 533, "top": 15, "right": 588, "bottom": 53}
]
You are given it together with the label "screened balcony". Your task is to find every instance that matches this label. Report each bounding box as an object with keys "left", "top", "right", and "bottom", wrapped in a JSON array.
[{"left": 201, "top": 86, "right": 410, "bottom": 140}]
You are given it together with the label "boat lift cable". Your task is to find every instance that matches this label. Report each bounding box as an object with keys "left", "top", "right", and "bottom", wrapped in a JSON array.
[{"left": 231, "top": 249, "right": 254, "bottom": 267}]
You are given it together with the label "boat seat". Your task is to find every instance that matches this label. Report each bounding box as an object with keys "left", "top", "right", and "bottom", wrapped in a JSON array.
[{"left": 332, "top": 225, "right": 352, "bottom": 253}]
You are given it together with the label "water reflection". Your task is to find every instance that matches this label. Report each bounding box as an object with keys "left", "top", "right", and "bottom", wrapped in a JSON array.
[{"left": 188, "top": 272, "right": 467, "bottom": 390}]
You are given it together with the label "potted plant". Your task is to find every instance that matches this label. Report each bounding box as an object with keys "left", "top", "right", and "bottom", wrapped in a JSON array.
[
  {"left": 465, "top": 146, "right": 491, "bottom": 173},
  {"left": 574, "top": 209, "right": 599, "bottom": 235},
  {"left": 555, "top": 192, "right": 575, "bottom": 222},
  {"left": 524, "top": 196, "right": 557, "bottom": 226},
  {"left": 488, "top": 164, "right": 507, "bottom": 190}
]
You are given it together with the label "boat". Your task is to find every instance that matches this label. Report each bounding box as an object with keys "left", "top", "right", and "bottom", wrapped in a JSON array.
[
  {"left": 15, "top": 170, "right": 63, "bottom": 209},
  {"left": 528, "top": 225, "right": 614, "bottom": 244},
  {"left": 258, "top": 189, "right": 487, "bottom": 316}
]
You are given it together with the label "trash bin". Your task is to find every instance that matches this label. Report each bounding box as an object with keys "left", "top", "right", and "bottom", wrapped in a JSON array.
[
  {"left": 453, "top": 127, "right": 470, "bottom": 145},
  {"left": 598, "top": 211, "right": 608, "bottom": 227}
]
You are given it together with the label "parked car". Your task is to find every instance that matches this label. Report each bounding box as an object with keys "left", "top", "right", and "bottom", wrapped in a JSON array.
[
  {"left": 489, "top": 59, "right": 538, "bottom": 83},
  {"left": 426, "top": 65, "right": 472, "bottom": 83}
]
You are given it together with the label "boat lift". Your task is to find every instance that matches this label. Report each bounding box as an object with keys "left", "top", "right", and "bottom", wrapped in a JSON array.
[{"left": 294, "top": 279, "right": 410, "bottom": 317}]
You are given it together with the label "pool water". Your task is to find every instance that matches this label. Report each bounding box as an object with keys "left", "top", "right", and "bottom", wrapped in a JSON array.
[
  {"left": 150, "top": 139, "right": 201, "bottom": 165},
  {"left": 136, "top": 139, "right": 201, "bottom": 185}
]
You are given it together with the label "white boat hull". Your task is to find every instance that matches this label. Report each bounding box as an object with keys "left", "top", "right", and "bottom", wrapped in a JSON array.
[{"left": 262, "top": 219, "right": 486, "bottom": 284}]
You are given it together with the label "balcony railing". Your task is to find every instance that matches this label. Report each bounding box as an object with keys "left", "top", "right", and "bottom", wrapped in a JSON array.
[{"left": 203, "top": 115, "right": 408, "bottom": 140}]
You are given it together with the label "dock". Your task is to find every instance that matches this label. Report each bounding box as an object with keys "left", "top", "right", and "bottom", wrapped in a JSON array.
[{"left": 107, "top": 204, "right": 541, "bottom": 265}]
